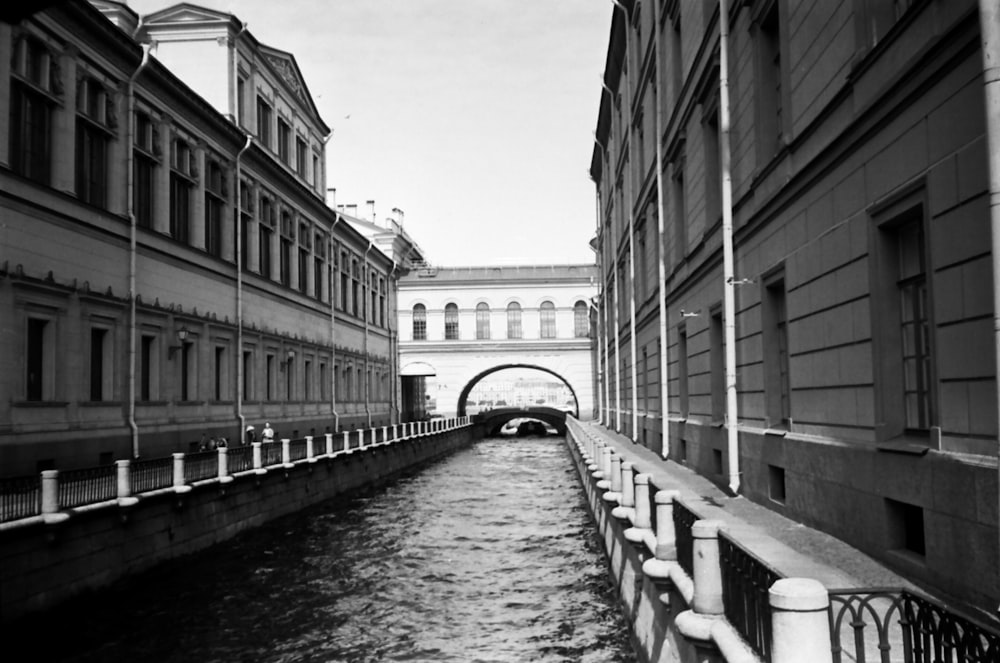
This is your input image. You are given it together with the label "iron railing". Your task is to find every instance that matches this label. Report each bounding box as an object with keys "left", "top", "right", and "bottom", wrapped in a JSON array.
[
  {"left": 0, "top": 474, "right": 40, "bottom": 522},
  {"left": 261, "top": 442, "right": 282, "bottom": 467},
  {"left": 227, "top": 445, "right": 254, "bottom": 474},
  {"left": 288, "top": 438, "right": 308, "bottom": 463},
  {"left": 673, "top": 497, "right": 697, "bottom": 577},
  {"left": 719, "top": 530, "right": 783, "bottom": 663},
  {"left": 131, "top": 457, "right": 174, "bottom": 493},
  {"left": 828, "top": 588, "right": 1000, "bottom": 663},
  {"left": 58, "top": 465, "right": 116, "bottom": 509},
  {"left": 183, "top": 450, "right": 218, "bottom": 483}
]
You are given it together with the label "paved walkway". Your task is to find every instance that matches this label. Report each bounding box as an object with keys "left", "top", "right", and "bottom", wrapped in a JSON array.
[{"left": 577, "top": 420, "right": 924, "bottom": 593}]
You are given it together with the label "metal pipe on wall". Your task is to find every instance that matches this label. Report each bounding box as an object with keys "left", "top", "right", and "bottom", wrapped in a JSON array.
[{"left": 654, "top": 0, "right": 670, "bottom": 459}]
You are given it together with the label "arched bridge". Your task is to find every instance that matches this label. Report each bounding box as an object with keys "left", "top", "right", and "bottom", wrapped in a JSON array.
[{"left": 475, "top": 406, "right": 570, "bottom": 437}]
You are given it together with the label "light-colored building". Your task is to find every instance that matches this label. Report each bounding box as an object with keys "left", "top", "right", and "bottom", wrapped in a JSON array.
[
  {"left": 0, "top": 0, "right": 401, "bottom": 474},
  {"left": 398, "top": 264, "right": 598, "bottom": 419},
  {"left": 591, "top": 0, "right": 998, "bottom": 615}
]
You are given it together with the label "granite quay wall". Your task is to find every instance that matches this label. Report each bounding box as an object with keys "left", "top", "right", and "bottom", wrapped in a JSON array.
[
  {"left": 0, "top": 418, "right": 480, "bottom": 621},
  {"left": 565, "top": 418, "right": 1000, "bottom": 663}
]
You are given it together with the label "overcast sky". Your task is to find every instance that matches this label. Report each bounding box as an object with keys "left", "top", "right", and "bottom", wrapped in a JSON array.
[{"left": 128, "top": 0, "right": 611, "bottom": 267}]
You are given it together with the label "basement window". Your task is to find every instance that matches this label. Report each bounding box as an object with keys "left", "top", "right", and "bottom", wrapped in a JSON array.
[{"left": 886, "top": 498, "right": 925, "bottom": 556}]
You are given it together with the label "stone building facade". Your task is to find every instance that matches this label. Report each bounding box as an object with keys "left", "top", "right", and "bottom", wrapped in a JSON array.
[
  {"left": 0, "top": 1, "right": 408, "bottom": 474},
  {"left": 591, "top": 0, "right": 998, "bottom": 614}
]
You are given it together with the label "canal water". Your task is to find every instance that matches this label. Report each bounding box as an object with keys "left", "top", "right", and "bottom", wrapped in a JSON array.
[{"left": 18, "top": 436, "right": 636, "bottom": 662}]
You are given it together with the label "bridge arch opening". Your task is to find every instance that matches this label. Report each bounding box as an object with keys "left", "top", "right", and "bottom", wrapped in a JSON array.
[{"left": 456, "top": 364, "right": 580, "bottom": 423}]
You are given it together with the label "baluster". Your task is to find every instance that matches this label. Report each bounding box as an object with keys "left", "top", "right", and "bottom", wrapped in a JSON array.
[
  {"left": 325, "top": 433, "right": 334, "bottom": 456},
  {"left": 305, "top": 435, "right": 315, "bottom": 460},
  {"left": 218, "top": 446, "right": 233, "bottom": 483},
  {"left": 281, "top": 438, "right": 292, "bottom": 467},
  {"left": 173, "top": 453, "right": 191, "bottom": 494},
  {"left": 692, "top": 519, "right": 725, "bottom": 616},
  {"left": 770, "top": 579, "right": 832, "bottom": 663}
]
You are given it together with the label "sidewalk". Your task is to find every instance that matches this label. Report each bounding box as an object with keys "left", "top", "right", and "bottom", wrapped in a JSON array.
[{"left": 577, "top": 420, "right": 920, "bottom": 592}]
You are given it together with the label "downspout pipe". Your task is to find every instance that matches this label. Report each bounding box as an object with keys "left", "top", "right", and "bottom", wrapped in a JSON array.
[
  {"left": 389, "top": 260, "right": 400, "bottom": 424},
  {"left": 612, "top": 0, "right": 638, "bottom": 439},
  {"left": 593, "top": 133, "right": 608, "bottom": 425},
  {"left": 363, "top": 241, "right": 374, "bottom": 428},
  {"left": 126, "top": 40, "right": 151, "bottom": 459},
  {"left": 234, "top": 133, "right": 252, "bottom": 443},
  {"left": 329, "top": 213, "right": 341, "bottom": 431},
  {"left": 719, "top": 0, "right": 741, "bottom": 494},
  {"left": 599, "top": 78, "right": 622, "bottom": 432},
  {"left": 976, "top": 0, "right": 1000, "bottom": 616},
  {"left": 654, "top": 0, "right": 670, "bottom": 458}
]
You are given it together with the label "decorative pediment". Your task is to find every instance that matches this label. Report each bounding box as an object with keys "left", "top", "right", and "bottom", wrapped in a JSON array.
[
  {"left": 260, "top": 46, "right": 309, "bottom": 106},
  {"left": 142, "top": 3, "right": 234, "bottom": 27}
]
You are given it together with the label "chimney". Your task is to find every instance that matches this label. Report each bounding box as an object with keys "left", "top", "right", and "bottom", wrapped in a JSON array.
[
  {"left": 366, "top": 200, "right": 375, "bottom": 222},
  {"left": 327, "top": 187, "right": 337, "bottom": 208},
  {"left": 346, "top": 204, "right": 358, "bottom": 217}
]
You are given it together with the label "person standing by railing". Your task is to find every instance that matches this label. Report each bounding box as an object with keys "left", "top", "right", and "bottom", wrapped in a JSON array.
[
  {"left": 244, "top": 426, "right": 256, "bottom": 445},
  {"left": 261, "top": 422, "right": 274, "bottom": 444}
]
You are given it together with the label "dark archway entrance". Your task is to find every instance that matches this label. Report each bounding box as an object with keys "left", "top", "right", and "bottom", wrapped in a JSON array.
[{"left": 456, "top": 363, "right": 580, "bottom": 418}]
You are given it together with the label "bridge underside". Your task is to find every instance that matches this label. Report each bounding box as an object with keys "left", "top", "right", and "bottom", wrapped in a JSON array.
[{"left": 475, "top": 407, "right": 568, "bottom": 436}]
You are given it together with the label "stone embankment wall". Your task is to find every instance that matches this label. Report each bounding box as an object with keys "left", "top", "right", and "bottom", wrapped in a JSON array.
[{"left": 0, "top": 426, "right": 479, "bottom": 621}]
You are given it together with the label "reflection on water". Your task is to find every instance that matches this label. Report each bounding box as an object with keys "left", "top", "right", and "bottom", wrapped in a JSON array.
[{"left": 16, "top": 437, "right": 635, "bottom": 662}]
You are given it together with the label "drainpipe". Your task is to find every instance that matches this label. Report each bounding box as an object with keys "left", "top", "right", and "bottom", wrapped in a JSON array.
[
  {"left": 976, "top": 0, "right": 1000, "bottom": 616},
  {"left": 126, "top": 40, "right": 151, "bottom": 459},
  {"left": 719, "top": 0, "right": 740, "bottom": 494},
  {"left": 593, "top": 132, "right": 608, "bottom": 425},
  {"left": 234, "top": 133, "right": 252, "bottom": 443},
  {"left": 329, "top": 213, "right": 341, "bottom": 430},
  {"left": 613, "top": 254, "right": 622, "bottom": 432},
  {"left": 363, "top": 241, "right": 374, "bottom": 428},
  {"left": 613, "top": 0, "right": 640, "bottom": 442},
  {"left": 654, "top": 0, "right": 670, "bottom": 458},
  {"left": 389, "top": 260, "right": 400, "bottom": 424}
]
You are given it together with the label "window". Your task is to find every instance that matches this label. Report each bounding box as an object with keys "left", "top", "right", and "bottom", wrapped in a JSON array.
[
  {"left": 379, "top": 278, "right": 386, "bottom": 327},
  {"left": 710, "top": 309, "right": 725, "bottom": 421},
  {"left": 242, "top": 350, "right": 253, "bottom": 401},
  {"left": 170, "top": 138, "right": 194, "bottom": 244},
  {"left": 672, "top": 155, "right": 686, "bottom": 260},
  {"left": 236, "top": 75, "right": 246, "bottom": 126},
  {"left": 314, "top": 235, "right": 326, "bottom": 301},
  {"left": 755, "top": 1, "right": 783, "bottom": 161},
  {"left": 320, "top": 361, "right": 328, "bottom": 400},
  {"left": 277, "top": 117, "right": 291, "bottom": 164},
  {"left": 90, "top": 327, "right": 111, "bottom": 401},
  {"left": 239, "top": 181, "right": 253, "bottom": 268},
  {"left": 298, "top": 223, "right": 310, "bottom": 294},
  {"left": 507, "top": 302, "right": 522, "bottom": 339},
  {"left": 180, "top": 341, "right": 195, "bottom": 401},
  {"left": 339, "top": 251, "right": 350, "bottom": 311},
  {"left": 286, "top": 354, "right": 295, "bottom": 401},
  {"left": 304, "top": 359, "right": 312, "bottom": 401},
  {"left": 871, "top": 193, "right": 937, "bottom": 442},
  {"left": 540, "top": 301, "right": 556, "bottom": 339},
  {"left": 204, "top": 159, "right": 226, "bottom": 258},
  {"left": 669, "top": 2, "right": 682, "bottom": 105},
  {"left": 702, "top": 98, "right": 721, "bottom": 226},
  {"left": 370, "top": 271, "right": 378, "bottom": 324},
  {"left": 140, "top": 334, "right": 157, "bottom": 401},
  {"left": 296, "top": 136, "right": 307, "bottom": 176},
  {"left": 26, "top": 317, "right": 53, "bottom": 401},
  {"left": 266, "top": 353, "right": 275, "bottom": 400},
  {"left": 134, "top": 111, "right": 156, "bottom": 229},
  {"left": 636, "top": 222, "right": 648, "bottom": 302},
  {"left": 412, "top": 304, "right": 427, "bottom": 340},
  {"left": 280, "top": 212, "right": 293, "bottom": 287},
  {"left": 351, "top": 259, "right": 360, "bottom": 316},
  {"left": 256, "top": 96, "right": 272, "bottom": 149},
  {"left": 259, "top": 196, "right": 274, "bottom": 279},
  {"left": 213, "top": 346, "right": 227, "bottom": 401},
  {"left": 476, "top": 303, "right": 491, "bottom": 340},
  {"left": 762, "top": 272, "right": 791, "bottom": 428},
  {"left": 445, "top": 303, "right": 459, "bottom": 340},
  {"left": 10, "top": 37, "right": 53, "bottom": 184},
  {"left": 678, "top": 325, "right": 689, "bottom": 417},
  {"left": 76, "top": 78, "right": 111, "bottom": 208},
  {"left": 574, "top": 301, "right": 589, "bottom": 338},
  {"left": 312, "top": 154, "right": 321, "bottom": 189}
]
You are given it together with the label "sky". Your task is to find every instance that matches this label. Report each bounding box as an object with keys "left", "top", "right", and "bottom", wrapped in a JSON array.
[{"left": 129, "top": 0, "right": 612, "bottom": 267}]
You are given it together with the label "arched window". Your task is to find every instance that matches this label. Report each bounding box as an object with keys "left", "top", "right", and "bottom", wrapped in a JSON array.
[
  {"left": 476, "top": 302, "right": 491, "bottom": 340},
  {"left": 412, "top": 304, "right": 426, "bottom": 340},
  {"left": 574, "top": 300, "right": 589, "bottom": 337},
  {"left": 445, "top": 303, "right": 459, "bottom": 340},
  {"left": 507, "top": 302, "right": 522, "bottom": 339},
  {"left": 540, "top": 301, "right": 556, "bottom": 339}
]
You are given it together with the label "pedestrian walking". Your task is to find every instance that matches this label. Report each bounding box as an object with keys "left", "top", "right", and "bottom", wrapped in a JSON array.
[{"left": 245, "top": 425, "right": 256, "bottom": 445}]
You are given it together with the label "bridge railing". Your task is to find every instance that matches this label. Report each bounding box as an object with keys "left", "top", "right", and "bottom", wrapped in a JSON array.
[{"left": 0, "top": 416, "right": 474, "bottom": 525}]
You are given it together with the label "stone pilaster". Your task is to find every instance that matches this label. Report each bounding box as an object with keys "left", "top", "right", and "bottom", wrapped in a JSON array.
[
  {"left": 51, "top": 47, "right": 77, "bottom": 195},
  {"left": 153, "top": 116, "right": 172, "bottom": 234},
  {"left": 191, "top": 143, "right": 206, "bottom": 250},
  {"left": 0, "top": 23, "right": 12, "bottom": 167}
]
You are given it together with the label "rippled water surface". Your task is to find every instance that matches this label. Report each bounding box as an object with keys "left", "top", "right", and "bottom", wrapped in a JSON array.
[{"left": 20, "top": 437, "right": 635, "bottom": 662}]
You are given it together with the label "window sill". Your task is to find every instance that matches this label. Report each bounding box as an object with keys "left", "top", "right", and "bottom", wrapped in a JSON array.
[
  {"left": 764, "top": 427, "right": 789, "bottom": 437},
  {"left": 876, "top": 438, "right": 931, "bottom": 456},
  {"left": 12, "top": 400, "right": 70, "bottom": 408}
]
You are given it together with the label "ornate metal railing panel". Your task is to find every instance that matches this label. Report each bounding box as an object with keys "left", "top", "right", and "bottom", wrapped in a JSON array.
[
  {"left": 288, "top": 439, "right": 308, "bottom": 463},
  {"left": 227, "top": 446, "right": 254, "bottom": 474},
  {"left": 261, "top": 443, "right": 283, "bottom": 467},
  {"left": 0, "top": 475, "right": 40, "bottom": 522},
  {"left": 183, "top": 451, "right": 218, "bottom": 484},
  {"left": 131, "top": 457, "right": 174, "bottom": 493},
  {"left": 719, "top": 531, "right": 782, "bottom": 663},
  {"left": 828, "top": 588, "right": 1000, "bottom": 663},
  {"left": 672, "top": 497, "right": 697, "bottom": 577},
  {"left": 58, "top": 466, "right": 116, "bottom": 509}
]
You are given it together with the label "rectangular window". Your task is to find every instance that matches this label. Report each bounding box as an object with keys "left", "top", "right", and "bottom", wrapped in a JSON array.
[
  {"left": 507, "top": 304, "right": 523, "bottom": 339},
  {"left": 755, "top": 2, "right": 783, "bottom": 161},
  {"left": 678, "top": 325, "right": 689, "bottom": 417},
  {"left": 170, "top": 139, "right": 194, "bottom": 243},
  {"left": 898, "top": 219, "right": 931, "bottom": 431},
  {"left": 476, "top": 304, "right": 491, "bottom": 340},
  {"left": 278, "top": 118, "right": 291, "bottom": 164},
  {"left": 320, "top": 361, "right": 328, "bottom": 401},
  {"left": 259, "top": 197, "right": 274, "bottom": 279},
  {"left": 10, "top": 39, "right": 53, "bottom": 184},
  {"left": 540, "top": 302, "right": 556, "bottom": 339},
  {"left": 296, "top": 136, "right": 307, "bottom": 176},
  {"left": 26, "top": 317, "right": 53, "bottom": 401},
  {"left": 379, "top": 278, "right": 386, "bottom": 326},
  {"left": 710, "top": 310, "right": 725, "bottom": 421},
  {"left": 314, "top": 236, "right": 325, "bottom": 301},
  {"left": 340, "top": 252, "right": 350, "bottom": 311},
  {"left": 280, "top": 213, "right": 293, "bottom": 287},
  {"left": 237, "top": 76, "right": 246, "bottom": 126},
  {"left": 133, "top": 111, "right": 156, "bottom": 228},
  {"left": 180, "top": 341, "right": 194, "bottom": 401},
  {"left": 140, "top": 334, "right": 156, "bottom": 401},
  {"left": 703, "top": 101, "right": 720, "bottom": 227},
  {"left": 256, "top": 97, "right": 272, "bottom": 149},
  {"left": 75, "top": 117, "right": 109, "bottom": 208},
  {"left": 304, "top": 360, "right": 312, "bottom": 401},
  {"left": 240, "top": 182, "right": 252, "bottom": 268},
  {"left": 266, "top": 353, "right": 275, "bottom": 401},
  {"left": 445, "top": 304, "right": 459, "bottom": 340},
  {"left": 672, "top": 160, "right": 686, "bottom": 260},
  {"left": 352, "top": 260, "right": 360, "bottom": 316},
  {"left": 242, "top": 350, "right": 253, "bottom": 401},
  {"left": 370, "top": 271, "right": 378, "bottom": 325},
  {"left": 762, "top": 272, "right": 791, "bottom": 428},
  {"left": 205, "top": 161, "right": 226, "bottom": 258},
  {"left": 90, "top": 327, "right": 110, "bottom": 401}
]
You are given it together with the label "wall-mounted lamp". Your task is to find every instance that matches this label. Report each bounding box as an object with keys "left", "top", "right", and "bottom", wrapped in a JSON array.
[
  {"left": 280, "top": 349, "right": 295, "bottom": 371},
  {"left": 680, "top": 310, "right": 701, "bottom": 318},
  {"left": 168, "top": 326, "right": 190, "bottom": 359},
  {"left": 286, "top": 350, "right": 296, "bottom": 361}
]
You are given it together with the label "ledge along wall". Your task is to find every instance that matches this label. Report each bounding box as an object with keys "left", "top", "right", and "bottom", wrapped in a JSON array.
[{"left": 0, "top": 426, "right": 480, "bottom": 621}]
